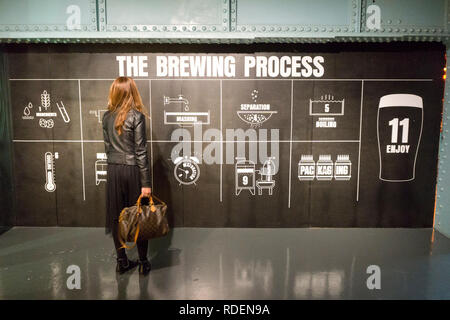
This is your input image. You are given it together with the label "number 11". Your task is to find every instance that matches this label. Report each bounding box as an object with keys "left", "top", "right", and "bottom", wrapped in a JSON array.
[{"left": 389, "top": 118, "right": 409, "bottom": 143}]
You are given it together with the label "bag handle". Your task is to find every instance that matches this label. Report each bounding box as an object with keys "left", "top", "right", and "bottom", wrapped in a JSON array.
[{"left": 136, "top": 194, "right": 166, "bottom": 213}]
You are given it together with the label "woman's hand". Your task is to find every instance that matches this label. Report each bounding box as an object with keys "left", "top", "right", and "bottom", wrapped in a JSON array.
[{"left": 141, "top": 187, "right": 151, "bottom": 197}]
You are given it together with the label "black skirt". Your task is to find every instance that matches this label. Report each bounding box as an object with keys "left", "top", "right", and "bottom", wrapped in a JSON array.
[{"left": 105, "top": 163, "right": 141, "bottom": 234}]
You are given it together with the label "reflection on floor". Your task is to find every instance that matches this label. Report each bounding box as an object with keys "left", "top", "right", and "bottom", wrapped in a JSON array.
[{"left": 0, "top": 227, "right": 449, "bottom": 299}]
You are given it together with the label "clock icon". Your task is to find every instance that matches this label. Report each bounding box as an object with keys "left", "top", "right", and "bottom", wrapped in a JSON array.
[{"left": 173, "top": 156, "right": 200, "bottom": 185}]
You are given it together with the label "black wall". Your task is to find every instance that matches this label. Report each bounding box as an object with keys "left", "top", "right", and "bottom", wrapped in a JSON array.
[
  {"left": 3, "top": 43, "right": 445, "bottom": 228},
  {"left": 0, "top": 52, "right": 14, "bottom": 227}
]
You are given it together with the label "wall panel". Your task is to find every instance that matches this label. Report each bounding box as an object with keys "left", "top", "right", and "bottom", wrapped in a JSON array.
[{"left": 4, "top": 43, "right": 445, "bottom": 228}]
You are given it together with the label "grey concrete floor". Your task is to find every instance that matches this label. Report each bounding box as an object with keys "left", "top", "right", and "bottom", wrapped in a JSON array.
[{"left": 0, "top": 227, "right": 449, "bottom": 299}]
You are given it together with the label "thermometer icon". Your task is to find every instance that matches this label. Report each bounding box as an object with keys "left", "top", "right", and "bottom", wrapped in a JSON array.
[{"left": 44, "top": 152, "right": 56, "bottom": 192}]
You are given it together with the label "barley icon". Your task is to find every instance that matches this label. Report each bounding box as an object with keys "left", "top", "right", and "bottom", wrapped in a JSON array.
[{"left": 41, "top": 90, "right": 51, "bottom": 110}]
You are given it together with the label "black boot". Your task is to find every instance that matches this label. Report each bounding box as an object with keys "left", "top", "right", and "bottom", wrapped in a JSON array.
[
  {"left": 116, "top": 258, "right": 138, "bottom": 274},
  {"left": 138, "top": 259, "right": 152, "bottom": 276}
]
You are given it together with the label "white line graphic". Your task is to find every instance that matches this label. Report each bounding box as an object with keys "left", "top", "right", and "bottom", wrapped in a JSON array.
[
  {"left": 39, "top": 118, "right": 54, "bottom": 128},
  {"left": 288, "top": 80, "right": 293, "bottom": 208},
  {"left": 235, "top": 157, "right": 256, "bottom": 196},
  {"left": 256, "top": 157, "right": 277, "bottom": 195},
  {"left": 298, "top": 155, "right": 315, "bottom": 181},
  {"left": 22, "top": 90, "right": 70, "bottom": 128},
  {"left": 237, "top": 89, "right": 278, "bottom": 128},
  {"left": 95, "top": 153, "right": 107, "bottom": 186},
  {"left": 22, "top": 102, "right": 34, "bottom": 120},
  {"left": 356, "top": 81, "right": 364, "bottom": 201},
  {"left": 377, "top": 94, "right": 423, "bottom": 182},
  {"left": 41, "top": 90, "right": 50, "bottom": 111},
  {"left": 334, "top": 155, "right": 352, "bottom": 181},
  {"left": 57, "top": 102, "right": 71, "bottom": 123},
  {"left": 316, "top": 155, "right": 334, "bottom": 181},
  {"left": 9, "top": 78, "right": 434, "bottom": 82},
  {"left": 44, "top": 152, "right": 56, "bottom": 192},
  {"left": 173, "top": 156, "right": 200, "bottom": 185},
  {"left": 309, "top": 94, "right": 345, "bottom": 116},
  {"left": 78, "top": 80, "right": 86, "bottom": 201},
  {"left": 235, "top": 157, "right": 277, "bottom": 196},
  {"left": 163, "top": 94, "right": 210, "bottom": 127},
  {"left": 89, "top": 108, "right": 108, "bottom": 123},
  {"left": 220, "top": 79, "right": 223, "bottom": 202}
]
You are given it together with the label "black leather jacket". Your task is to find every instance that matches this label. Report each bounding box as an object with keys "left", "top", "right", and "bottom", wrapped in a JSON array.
[{"left": 102, "top": 109, "right": 151, "bottom": 187}]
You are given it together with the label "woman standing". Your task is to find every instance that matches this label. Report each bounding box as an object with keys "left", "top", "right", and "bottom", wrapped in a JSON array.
[{"left": 102, "top": 77, "right": 152, "bottom": 275}]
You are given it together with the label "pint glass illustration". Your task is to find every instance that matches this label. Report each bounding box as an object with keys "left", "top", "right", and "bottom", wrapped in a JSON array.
[{"left": 377, "top": 94, "right": 423, "bottom": 182}]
